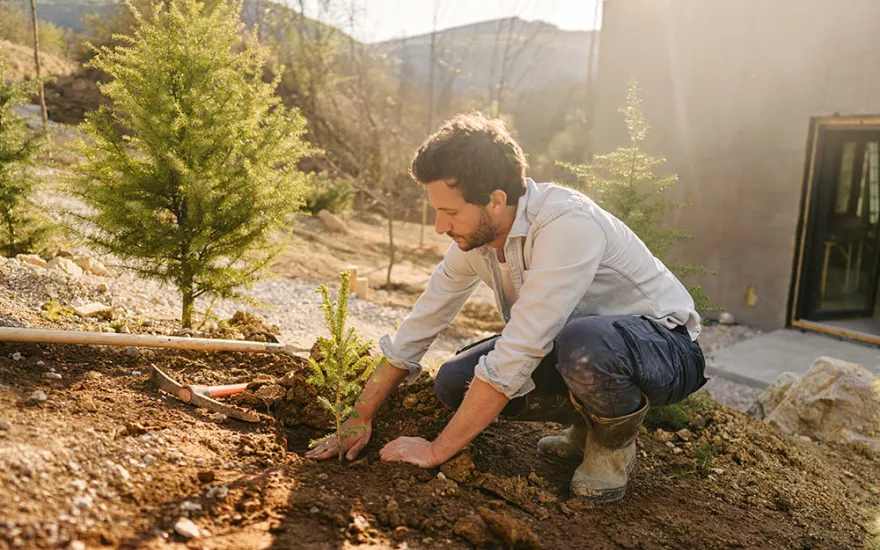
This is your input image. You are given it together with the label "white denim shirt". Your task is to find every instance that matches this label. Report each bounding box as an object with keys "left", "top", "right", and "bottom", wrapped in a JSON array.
[{"left": 379, "top": 178, "right": 701, "bottom": 400}]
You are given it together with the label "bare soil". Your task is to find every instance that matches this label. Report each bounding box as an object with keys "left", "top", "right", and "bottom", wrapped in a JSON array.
[{"left": 1, "top": 338, "right": 877, "bottom": 550}]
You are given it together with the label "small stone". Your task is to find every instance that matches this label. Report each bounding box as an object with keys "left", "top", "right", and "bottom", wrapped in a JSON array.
[
  {"left": 403, "top": 394, "right": 419, "bottom": 410},
  {"left": 141, "top": 319, "right": 153, "bottom": 327},
  {"left": 12, "top": 352, "right": 21, "bottom": 361},
  {"left": 48, "top": 257, "right": 84, "bottom": 278},
  {"left": 654, "top": 429, "right": 674, "bottom": 443},
  {"left": 711, "top": 468, "right": 725, "bottom": 475},
  {"left": 73, "top": 494, "right": 93, "bottom": 510},
  {"left": 68, "top": 541, "right": 86, "bottom": 550},
  {"left": 73, "top": 303, "right": 112, "bottom": 319},
  {"left": 350, "top": 514, "right": 370, "bottom": 532},
  {"left": 309, "top": 506, "right": 320, "bottom": 514},
  {"left": 393, "top": 526, "right": 409, "bottom": 539},
  {"left": 213, "top": 413, "right": 227, "bottom": 422},
  {"left": 317, "top": 473, "right": 329, "bottom": 480},
  {"left": 437, "top": 472, "right": 447, "bottom": 481},
  {"left": 665, "top": 441, "right": 675, "bottom": 448},
  {"left": 35, "top": 361, "right": 44, "bottom": 366},
  {"left": 43, "top": 372, "right": 62, "bottom": 380},
  {"left": 95, "top": 283, "right": 109, "bottom": 293},
  {"left": 672, "top": 447, "right": 682, "bottom": 455},
  {"left": 131, "top": 370, "right": 142, "bottom": 376},
  {"left": 843, "top": 470, "right": 856, "bottom": 479},
  {"left": 80, "top": 399, "right": 97, "bottom": 412},
  {"left": 119, "top": 326, "right": 131, "bottom": 334},
  {"left": 796, "top": 435, "right": 812, "bottom": 443},
  {"left": 0, "top": 420, "right": 11, "bottom": 430},
  {"left": 181, "top": 501, "right": 202, "bottom": 513},
  {"left": 198, "top": 470, "right": 215, "bottom": 483},
  {"left": 206, "top": 485, "right": 228, "bottom": 500},
  {"left": 675, "top": 429, "right": 692, "bottom": 441},
  {"left": 143, "top": 454, "right": 156, "bottom": 466},
  {"left": 173, "top": 517, "right": 202, "bottom": 539},
  {"left": 27, "top": 390, "right": 47, "bottom": 404},
  {"left": 124, "top": 347, "right": 140, "bottom": 358},
  {"left": 75, "top": 257, "right": 110, "bottom": 276}
]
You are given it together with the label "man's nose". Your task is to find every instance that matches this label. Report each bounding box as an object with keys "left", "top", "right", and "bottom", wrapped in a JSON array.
[{"left": 435, "top": 215, "right": 450, "bottom": 235}]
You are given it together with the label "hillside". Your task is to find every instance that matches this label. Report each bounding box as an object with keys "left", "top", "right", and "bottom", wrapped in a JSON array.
[
  {"left": 0, "top": 40, "right": 78, "bottom": 80},
  {"left": 375, "top": 17, "right": 598, "bottom": 96}
]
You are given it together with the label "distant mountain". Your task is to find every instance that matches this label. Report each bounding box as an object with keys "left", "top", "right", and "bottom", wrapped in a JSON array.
[
  {"left": 375, "top": 17, "right": 599, "bottom": 96},
  {"left": 32, "top": 1, "right": 113, "bottom": 33}
]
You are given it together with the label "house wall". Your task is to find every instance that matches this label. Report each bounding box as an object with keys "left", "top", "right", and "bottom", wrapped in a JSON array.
[{"left": 592, "top": 0, "right": 880, "bottom": 328}]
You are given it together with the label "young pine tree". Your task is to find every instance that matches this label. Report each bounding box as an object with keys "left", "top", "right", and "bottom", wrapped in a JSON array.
[
  {"left": 0, "top": 61, "right": 52, "bottom": 257},
  {"left": 307, "top": 271, "right": 382, "bottom": 462},
  {"left": 561, "top": 80, "right": 716, "bottom": 313},
  {"left": 70, "top": 0, "right": 313, "bottom": 327}
]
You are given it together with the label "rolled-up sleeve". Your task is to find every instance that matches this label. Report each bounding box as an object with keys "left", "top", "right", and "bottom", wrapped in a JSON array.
[
  {"left": 380, "top": 244, "right": 481, "bottom": 383},
  {"left": 474, "top": 209, "right": 606, "bottom": 399}
]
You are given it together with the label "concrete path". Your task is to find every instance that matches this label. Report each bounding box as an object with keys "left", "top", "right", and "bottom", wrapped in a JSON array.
[{"left": 706, "top": 328, "right": 880, "bottom": 388}]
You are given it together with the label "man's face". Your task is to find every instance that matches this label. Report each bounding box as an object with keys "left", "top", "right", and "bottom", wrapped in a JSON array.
[{"left": 426, "top": 179, "right": 498, "bottom": 251}]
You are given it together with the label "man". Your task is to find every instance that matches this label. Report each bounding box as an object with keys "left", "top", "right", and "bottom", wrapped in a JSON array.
[{"left": 306, "top": 113, "right": 707, "bottom": 504}]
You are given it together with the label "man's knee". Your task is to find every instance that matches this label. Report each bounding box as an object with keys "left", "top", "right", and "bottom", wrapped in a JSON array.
[
  {"left": 554, "top": 317, "right": 620, "bottom": 379},
  {"left": 434, "top": 360, "right": 472, "bottom": 410}
]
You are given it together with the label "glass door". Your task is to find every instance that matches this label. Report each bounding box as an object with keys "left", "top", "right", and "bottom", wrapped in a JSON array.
[{"left": 802, "top": 130, "right": 880, "bottom": 320}]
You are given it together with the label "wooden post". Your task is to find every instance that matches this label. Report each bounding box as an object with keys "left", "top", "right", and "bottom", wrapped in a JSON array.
[{"left": 28, "top": 0, "right": 48, "bottom": 132}]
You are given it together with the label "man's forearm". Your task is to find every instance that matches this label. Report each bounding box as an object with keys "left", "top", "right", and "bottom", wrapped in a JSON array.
[
  {"left": 430, "top": 377, "right": 509, "bottom": 463},
  {"left": 355, "top": 360, "right": 409, "bottom": 422}
]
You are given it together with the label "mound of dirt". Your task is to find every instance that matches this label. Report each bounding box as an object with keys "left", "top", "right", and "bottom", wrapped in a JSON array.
[{"left": 0, "top": 339, "right": 877, "bottom": 549}]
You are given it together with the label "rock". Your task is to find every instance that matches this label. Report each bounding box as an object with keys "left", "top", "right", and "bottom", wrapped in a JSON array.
[
  {"left": 393, "top": 526, "right": 409, "bottom": 539},
  {"left": 437, "top": 472, "right": 447, "bottom": 481},
  {"left": 796, "top": 435, "right": 812, "bottom": 443},
  {"left": 349, "top": 514, "right": 370, "bottom": 533},
  {"left": 198, "top": 470, "right": 215, "bottom": 483},
  {"left": 11, "top": 352, "right": 21, "bottom": 361},
  {"left": 654, "top": 429, "right": 674, "bottom": 443},
  {"left": 206, "top": 485, "right": 228, "bottom": 500},
  {"left": 68, "top": 541, "right": 86, "bottom": 550},
  {"left": 173, "top": 517, "right": 202, "bottom": 539},
  {"left": 753, "top": 371, "right": 802, "bottom": 419},
  {"left": 73, "top": 303, "right": 112, "bottom": 319},
  {"left": 73, "top": 494, "right": 93, "bottom": 510},
  {"left": 0, "top": 420, "right": 11, "bottom": 430},
  {"left": 35, "top": 361, "right": 44, "bottom": 366},
  {"left": 75, "top": 257, "right": 110, "bottom": 276},
  {"left": 131, "top": 370, "right": 142, "bottom": 376},
  {"left": 43, "top": 372, "right": 62, "bottom": 380},
  {"left": 107, "top": 461, "right": 131, "bottom": 481},
  {"left": 675, "top": 429, "right": 692, "bottom": 441},
  {"left": 317, "top": 209, "right": 349, "bottom": 233},
  {"left": 124, "top": 347, "right": 140, "bottom": 358},
  {"left": 672, "top": 447, "right": 682, "bottom": 455},
  {"left": 95, "top": 283, "right": 109, "bottom": 293},
  {"left": 309, "top": 506, "right": 320, "bottom": 514},
  {"left": 764, "top": 357, "right": 880, "bottom": 451},
  {"left": 47, "top": 257, "right": 84, "bottom": 278},
  {"left": 26, "top": 390, "right": 47, "bottom": 404},
  {"left": 181, "top": 501, "right": 202, "bottom": 513},
  {"left": 16, "top": 254, "right": 47, "bottom": 268},
  {"left": 402, "top": 394, "right": 419, "bottom": 410},
  {"left": 718, "top": 312, "right": 735, "bottom": 325}
]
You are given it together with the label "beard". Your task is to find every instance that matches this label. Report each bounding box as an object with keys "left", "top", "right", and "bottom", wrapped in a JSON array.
[{"left": 448, "top": 208, "right": 498, "bottom": 251}]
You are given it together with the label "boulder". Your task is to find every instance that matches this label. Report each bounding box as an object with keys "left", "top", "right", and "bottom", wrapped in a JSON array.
[
  {"left": 751, "top": 371, "right": 802, "bottom": 419},
  {"left": 16, "top": 254, "right": 47, "bottom": 268},
  {"left": 317, "top": 209, "right": 349, "bottom": 233},
  {"left": 48, "top": 257, "right": 83, "bottom": 278},
  {"left": 75, "top": 257, "right": 110, "bottom": 276},
  {"left": 762, "top": 357, "right": 880, "bottom": 451}
]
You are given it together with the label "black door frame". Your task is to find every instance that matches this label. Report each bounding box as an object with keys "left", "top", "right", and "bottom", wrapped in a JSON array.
[{"left": 789, "top": 116, "right": 880, "bottom": 343}]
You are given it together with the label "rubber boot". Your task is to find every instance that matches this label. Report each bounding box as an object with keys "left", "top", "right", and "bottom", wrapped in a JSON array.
[
  {"left": 537, "top": 417, "right": 587, "bottom": 460},
  {"left": 570, "top": 394, "right": 649, "bottom": 504}
]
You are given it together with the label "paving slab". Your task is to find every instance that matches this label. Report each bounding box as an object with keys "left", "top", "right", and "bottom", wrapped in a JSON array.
[{"left": 706, "top": 328, "right": 880, "bottom": 388}]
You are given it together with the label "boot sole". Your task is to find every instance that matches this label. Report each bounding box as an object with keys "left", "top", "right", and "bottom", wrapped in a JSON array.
[{"left": 570, "top": 485, "right": 627, "bottom": 504}]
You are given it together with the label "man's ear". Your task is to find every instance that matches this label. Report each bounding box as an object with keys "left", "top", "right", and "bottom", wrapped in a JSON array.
[{"left": 488, "top": 190, "right": 508, "bottom": 213}]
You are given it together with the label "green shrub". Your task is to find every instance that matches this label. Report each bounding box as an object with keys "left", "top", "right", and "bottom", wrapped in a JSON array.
[{"left": 304, "top": 174, "right": 355, "bottom": 215}]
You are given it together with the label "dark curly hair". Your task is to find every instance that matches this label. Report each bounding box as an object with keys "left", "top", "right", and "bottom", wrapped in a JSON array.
[{"left": 410, "top": 112, "right": 527, "bottom": 206}]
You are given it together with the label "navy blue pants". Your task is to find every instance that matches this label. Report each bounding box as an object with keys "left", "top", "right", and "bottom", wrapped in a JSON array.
[{"left": 434, "top": 315, "right": 708, "bottom": 419}]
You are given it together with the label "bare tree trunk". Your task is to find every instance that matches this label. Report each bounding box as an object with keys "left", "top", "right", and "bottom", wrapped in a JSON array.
[
  {"left": 181, "top": 285, "right": 195, "bottom": 329},
  {"left": 28, "top": 0, "right": 47, "bottom": 132},
  {"left": 386, "top": 201, "right": 395, "bottom": 286},
  {"left": 420, "top": 0, "right": 440, "bottom": 247},
  {"left": 583, "top": 1, "right": 601, "bottom": 162}
]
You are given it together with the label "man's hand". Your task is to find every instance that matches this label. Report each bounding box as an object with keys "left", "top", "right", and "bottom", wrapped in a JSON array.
[
  {"left": 381, "top": 377, "right": 509, "bottom": 469},
  {"left": 304, "top": 416, "right": 372, "bottom": 461},
  {"left": 379, "top": 436, "right": 441, "bottom": 468}
]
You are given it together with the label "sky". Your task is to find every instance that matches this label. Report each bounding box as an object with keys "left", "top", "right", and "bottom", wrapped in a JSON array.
[{"left": 287, "top": 0, "right": 603, "bottom": 43}]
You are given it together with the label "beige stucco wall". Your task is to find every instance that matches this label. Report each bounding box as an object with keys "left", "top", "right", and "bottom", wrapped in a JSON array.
[{"left": 592, "top": 0, "right": 880, "bottom": 329}]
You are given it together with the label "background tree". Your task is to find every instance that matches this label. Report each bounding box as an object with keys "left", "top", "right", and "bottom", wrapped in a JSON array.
[
  {"left": 561, "top": 80, "right": 717, "bottom": 313},
  {"left": 69, "top": 0, "right": 313, "bottom": 327},
  {"left": 0, "top": 59, "right": 52, "bottom": 256}
]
